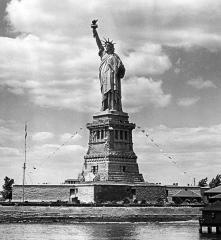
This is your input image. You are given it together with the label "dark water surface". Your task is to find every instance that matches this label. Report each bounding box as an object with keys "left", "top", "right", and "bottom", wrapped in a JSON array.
[{"left": 0, "top": 221, "right": 220, "bottom": 240}]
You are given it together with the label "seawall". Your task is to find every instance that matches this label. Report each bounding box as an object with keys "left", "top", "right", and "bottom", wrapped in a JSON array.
[{"left": 0, "top": 206, "right": 201, "bottom": 223}]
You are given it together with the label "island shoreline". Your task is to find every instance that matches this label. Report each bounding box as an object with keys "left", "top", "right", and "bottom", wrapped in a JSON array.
[{"left": 0, "top": 205, "right": 201, "bottom": 223}]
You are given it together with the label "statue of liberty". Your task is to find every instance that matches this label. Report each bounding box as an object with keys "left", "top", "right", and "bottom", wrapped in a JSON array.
[{"left": 91, "top": 20, "right": 125, "bottom": 111}]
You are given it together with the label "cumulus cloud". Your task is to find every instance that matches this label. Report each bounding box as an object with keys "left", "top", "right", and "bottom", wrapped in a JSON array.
[
  {"left": 139, "top": 150, "right": 221, "bottom": 185},
  {"left": 0, "top": 118, "right": 85, "bottom": 185},
  {"left": 187, "top": 77, "right": 217, "bottom": 89},
  {"left": 177, "top": 97, "right": 200, "bottom": 107},
  {"left": 134, "top": 124, "right": 221, "bottom": 166},
  {"left": 2, "top": 0, "right": 221, "bottom": 186},
  {"left": 8, "top": 0, "right": 221, "bottom": 48},
  {"left": 2, "top": 0, "right": 221, "bottom": 113},
  {"left": 0, "top": 142, "right": 86, "bottom": 184},
  {"left": 0, "top": 34, "right": 170, "bottom": 112},
  {"left": 133, "top": 124, "right": 221, "bottom": 184},
  {"left": 0, "top": 122, "right": 23, "bottom": 145},
  {"left": 31, "top": 143, "right": 85, "bottom": 159},
  {"left": 0, "top": 147, "right": 20, "bottom": 157},
  {"left": 0, "top": 34, "right": 102, "bottom": 112},
  {"left": 123, "top": 43, "right": 171, "bottom": 76},
  {"left": 123, "top": 77, "right": 171, "bottom": 112},
  {"left": 60, "top": 133, "right": 82, "bottom": 143},
  {"left": 26, "top": 143, "right": 86, "bottom": 183},
  {"left": 146, "top": 124, "right": 221, "bottom": 151},
  {"left": 32, "top": 132, "right": 54, "bottom": 142}
]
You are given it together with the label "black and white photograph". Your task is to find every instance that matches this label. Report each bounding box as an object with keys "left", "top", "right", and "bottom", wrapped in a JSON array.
[{"left": 0, "top": 0, "right": 221, "bottom": 239}]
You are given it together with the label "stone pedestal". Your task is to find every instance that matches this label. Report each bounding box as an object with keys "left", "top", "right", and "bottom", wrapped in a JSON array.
[{"left": 82, "top": 110, "right": 144, "bottom": 183}]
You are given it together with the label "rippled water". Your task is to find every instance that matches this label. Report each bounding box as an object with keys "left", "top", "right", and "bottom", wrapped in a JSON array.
[{"left": 0, "top": 221, "right": 220, "bottom": 240}]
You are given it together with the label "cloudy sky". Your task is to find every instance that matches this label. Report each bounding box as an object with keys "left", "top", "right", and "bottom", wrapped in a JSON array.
[{"left": 1, "top": 0, "right": 221, "bottom": 186}]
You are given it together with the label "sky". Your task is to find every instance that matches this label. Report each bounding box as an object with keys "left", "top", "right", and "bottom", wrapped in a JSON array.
[{"left": 1, "top": 0, "right": 221, "bottom": 187}]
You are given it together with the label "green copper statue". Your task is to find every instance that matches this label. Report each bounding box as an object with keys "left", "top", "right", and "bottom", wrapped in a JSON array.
[{"left": 91, "top": 20, "right": 125, "bottom": 111}]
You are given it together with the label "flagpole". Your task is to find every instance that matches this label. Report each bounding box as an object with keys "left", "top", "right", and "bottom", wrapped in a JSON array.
[{"left": 22, "top": 122, "right": 27, "bottom": 203}]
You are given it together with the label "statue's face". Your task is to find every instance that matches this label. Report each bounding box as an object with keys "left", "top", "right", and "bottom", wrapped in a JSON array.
[{"left": 105, "top": 43, "right": 114, "bottom": 54}]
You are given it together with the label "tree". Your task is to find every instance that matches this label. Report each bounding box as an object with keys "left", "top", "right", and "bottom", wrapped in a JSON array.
[
  {"left": 198, "top": 177, "right": 208, "bottom": 187},
  {"left": 1, "top": 176, "right": 14, "bottom": 201},
  {"left": 209, "top": 174, "right": 221, "bottom": 188}
]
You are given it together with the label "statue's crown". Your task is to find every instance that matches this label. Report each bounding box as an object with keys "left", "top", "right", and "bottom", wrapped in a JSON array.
[{"left": 102, "top": 38, "right": 116, "bottom": 47}]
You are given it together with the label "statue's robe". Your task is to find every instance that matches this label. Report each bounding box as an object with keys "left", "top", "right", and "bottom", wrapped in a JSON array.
[{"left": 99, "top": 51, "right": 125, "bottom": 111}]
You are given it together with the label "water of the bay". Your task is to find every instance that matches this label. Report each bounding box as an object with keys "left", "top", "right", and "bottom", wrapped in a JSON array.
[{"left": 0, "top": 221, "right": 220, "bottom": 240}]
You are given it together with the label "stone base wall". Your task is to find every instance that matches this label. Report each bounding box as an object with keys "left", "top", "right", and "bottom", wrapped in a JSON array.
[
  {"left": 12, "top": 185, "right": 75, "bottom": 202},
  {"left": 133, "top": 185, "right": 167, "bottom": 202},
  {"left": 73, "top": 185, "right": 94, "bottom": 203},
  {"left": 93, "top": 184, "right": 166, "bottom": 203},
  {"left": 13, "top": 184, "right": 95, "bottom": 204},
  {"left": 94, "top": 185, "right": 131, "bottom": 203},
  {"left": 13, "top": 183, "right": 167, "bottom": 204}
]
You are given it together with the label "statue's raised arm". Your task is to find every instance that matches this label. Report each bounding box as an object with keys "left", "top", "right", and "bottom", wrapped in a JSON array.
[{"left": 91, "top": 20, "right": 104, "bottom": 55}]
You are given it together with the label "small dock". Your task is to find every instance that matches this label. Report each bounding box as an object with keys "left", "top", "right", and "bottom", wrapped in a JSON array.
[{"left": 199, "top": 202, "right": 221, "bottom": 234}]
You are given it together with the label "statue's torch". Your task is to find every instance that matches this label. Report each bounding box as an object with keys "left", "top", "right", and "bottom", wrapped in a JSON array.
[{"left": 91, "top": 19, "right": 98, "bottom": 37}]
